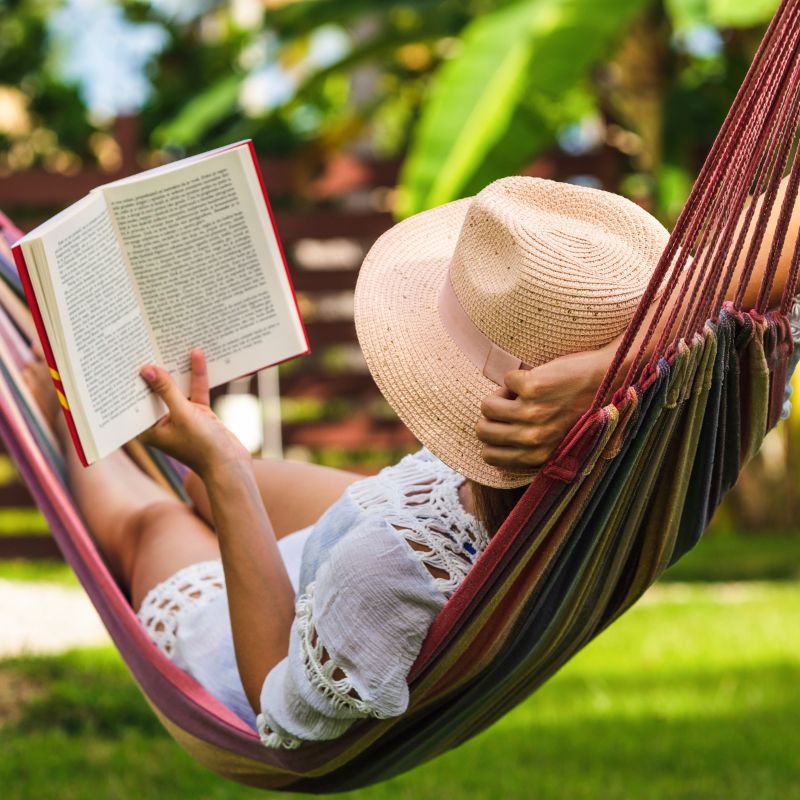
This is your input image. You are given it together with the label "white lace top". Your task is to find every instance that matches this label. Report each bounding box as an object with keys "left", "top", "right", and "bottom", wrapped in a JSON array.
[{"left": 256, "top": 448, "right": 490, "bottom": 748}]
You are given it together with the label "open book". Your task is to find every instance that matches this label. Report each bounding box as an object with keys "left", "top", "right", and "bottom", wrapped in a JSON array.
[{"left": 12, "top": 141, "right": 309, "bottom": 465}]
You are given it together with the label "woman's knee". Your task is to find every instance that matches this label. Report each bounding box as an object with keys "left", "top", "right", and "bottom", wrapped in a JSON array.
[
  {"left": 125, "top": 499, "right": 221, "bottom": 609},
  {"left": 118, "top": 500, "right": 202, "bottom": 581},
  {"left": 127, "top": 499, "right": 194, "bottom": 539}
]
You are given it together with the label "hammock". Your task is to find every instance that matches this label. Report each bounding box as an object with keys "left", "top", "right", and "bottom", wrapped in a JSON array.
[{"left": 1, "top": 0, "right": 800, "bottom": 790}]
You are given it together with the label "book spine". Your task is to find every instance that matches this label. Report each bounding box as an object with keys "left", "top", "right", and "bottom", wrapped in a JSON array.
[
  {"left": 11, "top": 244, "right": 89, "bottom": 466},
  {"left": 246, "top": 140, "right": 311, "bottom": 358}
]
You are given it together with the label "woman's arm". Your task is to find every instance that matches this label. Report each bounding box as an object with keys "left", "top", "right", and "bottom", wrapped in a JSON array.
[
  {"left": 183, "top": 458, "right": 361, "bottom": 539},
  {"left": 478, "top": 176, "right": 800, "bottom": 471},
  {"left": 138, "top": 350, "right": 295, "bottom": 712},
  {"left": 201, "top": 460, "right": 295, "bottom": 711}
]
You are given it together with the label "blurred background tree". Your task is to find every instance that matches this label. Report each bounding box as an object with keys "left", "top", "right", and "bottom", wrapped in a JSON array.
[
  {"left": 2, "top": 0, "right": 799, "bottom": 533},
  {"left": 0, "top": 0, "right": 782, "bottom": 223}
]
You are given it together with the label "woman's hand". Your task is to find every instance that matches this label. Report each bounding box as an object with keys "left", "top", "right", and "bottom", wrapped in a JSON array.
[
  {"left": 137, "top": 348, "right": 250, "bottom": 478},
  {"left": 477, "top": 343, "right": 614, "bottom": 471}
]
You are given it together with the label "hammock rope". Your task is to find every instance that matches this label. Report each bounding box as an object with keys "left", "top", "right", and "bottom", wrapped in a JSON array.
[
  {"left": 1, "top": 0, "right": 799, "bottom": 791},
  {"left": 595, "top": 0, "right": 800, "bottom": 408}
]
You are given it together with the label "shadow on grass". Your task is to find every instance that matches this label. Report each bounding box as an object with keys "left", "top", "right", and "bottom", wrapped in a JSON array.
[
  {"left": 3, "top": 648, "right": 162, "bottom": 737},
  {"left": 0, "top": 647, "right": 798, "bottom": 800},
  {"left": 661, "top": 532, "right": 800, "bottom": 583}
]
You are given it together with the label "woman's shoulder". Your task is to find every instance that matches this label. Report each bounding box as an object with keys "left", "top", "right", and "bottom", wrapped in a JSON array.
[
  {"left": 299, "top": 447, "right": 489, "bottom": 597},
  {"left": 341, "top": 448, "right": 490, "bottom": 596},
  {"left": 345, "top": 447, "right": 472, "bottom": 519}
]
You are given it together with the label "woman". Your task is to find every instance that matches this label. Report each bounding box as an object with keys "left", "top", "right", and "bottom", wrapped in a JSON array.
[{"left": 22, "top": 176, "right": 800, "bottom": 748}]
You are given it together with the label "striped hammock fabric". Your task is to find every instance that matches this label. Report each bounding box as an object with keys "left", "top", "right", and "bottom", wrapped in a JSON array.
[{"left": 1, "top": 0, "right": 800, "bottom": 790}]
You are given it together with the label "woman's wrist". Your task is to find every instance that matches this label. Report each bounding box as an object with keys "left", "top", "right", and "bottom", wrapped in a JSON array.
[
  {"left": 575, "top": 339, "right": 618, "bottom": 404},
  {"left": 197, "top": 445, "right": 253, "bottom": 488},
  {"left": 598, "top": 335, "right": 641, "bottom": 396}
]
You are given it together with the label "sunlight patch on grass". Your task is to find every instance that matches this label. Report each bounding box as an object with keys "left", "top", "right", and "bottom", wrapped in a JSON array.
[
  {"left": 0, "top": 509, "right": 49, "bottom": 536},
  {"left": 0, "top": 560, "right": 76, "bottom": 586}
]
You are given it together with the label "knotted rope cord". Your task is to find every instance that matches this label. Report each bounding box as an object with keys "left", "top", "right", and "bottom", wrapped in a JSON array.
[
  {"left": 591, "top": 50, "right": 760, "bottom": 404},
  {"left": 687, "top": 6, "right": 800, "bottom": 329},
  {"left": 710, "top": 54, "right": 800, "bottom": 319},
  {"left": 591, "top": 0, "right": 800, "bottom": 409},
  {"left": 687, "top": 20, "right": 800, "bottom": 334},
  {"left": 644, "top": 0, "right": 800, "bottom": 382},
  {"left": 779, "top": 174, "right": 800, "bottom": 313},
  {"left": 647, "top": 3, "right": 800, "bottom": 374},
  {"left": 755, "top": 98, "right": 800, "bottom": 313},
  {"left": 730, "top": 43, "right": 800, "bottom": 311},
  {"left": 680, "top": 9, "right": 800, "bottom": 335}
]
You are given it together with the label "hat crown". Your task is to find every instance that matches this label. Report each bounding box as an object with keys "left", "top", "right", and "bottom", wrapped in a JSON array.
[{"left": 449, "top": 176, "right": 669, "bottom": 368}]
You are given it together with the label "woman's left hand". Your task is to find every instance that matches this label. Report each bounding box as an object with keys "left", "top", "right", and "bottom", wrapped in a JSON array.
[
  {"left": 137, "top": 349, "right": 249, "bottom": 478},
  {"left": 477, "top": 344, "right": 613, "bottom": 471}
]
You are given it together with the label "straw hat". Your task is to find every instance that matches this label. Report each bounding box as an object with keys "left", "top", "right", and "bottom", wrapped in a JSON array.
[{"left": 354, "top": 176, "right": 669, "bottom": 488}]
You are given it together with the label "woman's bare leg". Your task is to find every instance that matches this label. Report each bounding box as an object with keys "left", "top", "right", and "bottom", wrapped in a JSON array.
[
  {"left": 184, "top": 458, "right": 362, "bottom": 539},
  {"left": 22, "top": 353, "right": 221, "bottom": 610}
]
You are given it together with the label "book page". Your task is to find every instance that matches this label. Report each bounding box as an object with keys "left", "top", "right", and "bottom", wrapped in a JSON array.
[
  {"left": 38, "top": 195, "right": 164, "bottom": 459},
  {"left": 100, "top": 140, "right": 249, "bottom": 190},
  {"left": 19, "top": 195, "right": 99, "bottom": 363},
  {"left": 103, "top": 146, "right": 307, "bottom": 395}
]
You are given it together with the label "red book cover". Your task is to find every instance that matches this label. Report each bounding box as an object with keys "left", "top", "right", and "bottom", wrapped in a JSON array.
[
  {"left": 244, "top": 140, "right": 310, "bottom": 362},
  {"left": 12, "top": 244, "right": 89, "bottom": 466}
]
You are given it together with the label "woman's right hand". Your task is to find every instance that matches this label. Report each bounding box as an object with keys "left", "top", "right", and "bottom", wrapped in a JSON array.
[
  {"left": 137, "top": 348, "right": 250, "bottom": 478},
  {"left": 477, "top": 342, "right": 615, "bottom": 471}
]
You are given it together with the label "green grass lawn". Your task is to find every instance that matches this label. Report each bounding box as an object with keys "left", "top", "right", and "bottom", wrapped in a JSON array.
[
  {"left": 662, "top": 532, "right": 800, "bottom": 583},
  {"left": 0, "top": 559, "right": 77, "bottom": 585},
  {"left": 0, "top": 581, "right": 797, "bottom": 800}
]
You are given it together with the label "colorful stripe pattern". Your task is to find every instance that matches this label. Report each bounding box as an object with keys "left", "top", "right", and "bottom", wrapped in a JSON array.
[{"left": 0, "top": 208, "right": 791, "bottom": 791}]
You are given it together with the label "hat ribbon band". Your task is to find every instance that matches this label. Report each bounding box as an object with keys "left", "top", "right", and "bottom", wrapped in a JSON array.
[{"left": 438, "top": 274, "right": 530, "bottom": 385}]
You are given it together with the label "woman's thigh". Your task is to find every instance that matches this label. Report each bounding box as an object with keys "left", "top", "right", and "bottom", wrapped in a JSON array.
[{"left": 185, "top": 459, "right": 363, "bottom": 540}]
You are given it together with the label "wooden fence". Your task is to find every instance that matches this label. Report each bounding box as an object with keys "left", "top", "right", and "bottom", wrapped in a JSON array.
[{"left": 0, "top": 117, "right": 626, "bottom": 558}]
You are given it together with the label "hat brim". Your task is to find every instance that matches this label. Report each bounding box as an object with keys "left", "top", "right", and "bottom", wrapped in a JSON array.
[{"left": 354, "top": 197, "right": 535, "bottom": 489}]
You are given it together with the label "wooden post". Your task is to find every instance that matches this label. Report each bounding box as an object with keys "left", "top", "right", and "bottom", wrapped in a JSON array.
[
  {"left": 113, "top": 115, "right": 140, "bottom": 175},
  {"left": 258, "top": 368, "right": 283, "bottom": 459}
]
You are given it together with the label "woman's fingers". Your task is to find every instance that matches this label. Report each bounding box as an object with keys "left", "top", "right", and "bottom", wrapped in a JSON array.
[
  {"left": 189, "top": 348, "right": 210, "bottom": 406},
  {"left": 503, "top": 368, "right": 533, "bottom": 397},
  {"left": 480, "top": 444, "right": 548, "bottom": 469},
  {"left": 478, "top": 368, "right": 568, "bottom": 470},
  {"left": 140, "top": 365, "right": 185, "bottom": 414},
  {"left": 480, "top": 388, "right": 524, "bottom": 424},
  {"left": 477, "top": 414, "right": 564, "bottom": 448},
  {"left": 476, "top": 417, "right": 537, "bottom": 448},
  {"left": 478, "top": 350, "right": 609, "bottom": 471},
  {"left": 136, "top": 424, "right": 161, "bottom": 448},
  {"left": 136, "top": 409, "right": 172, "bottom": 446}
]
